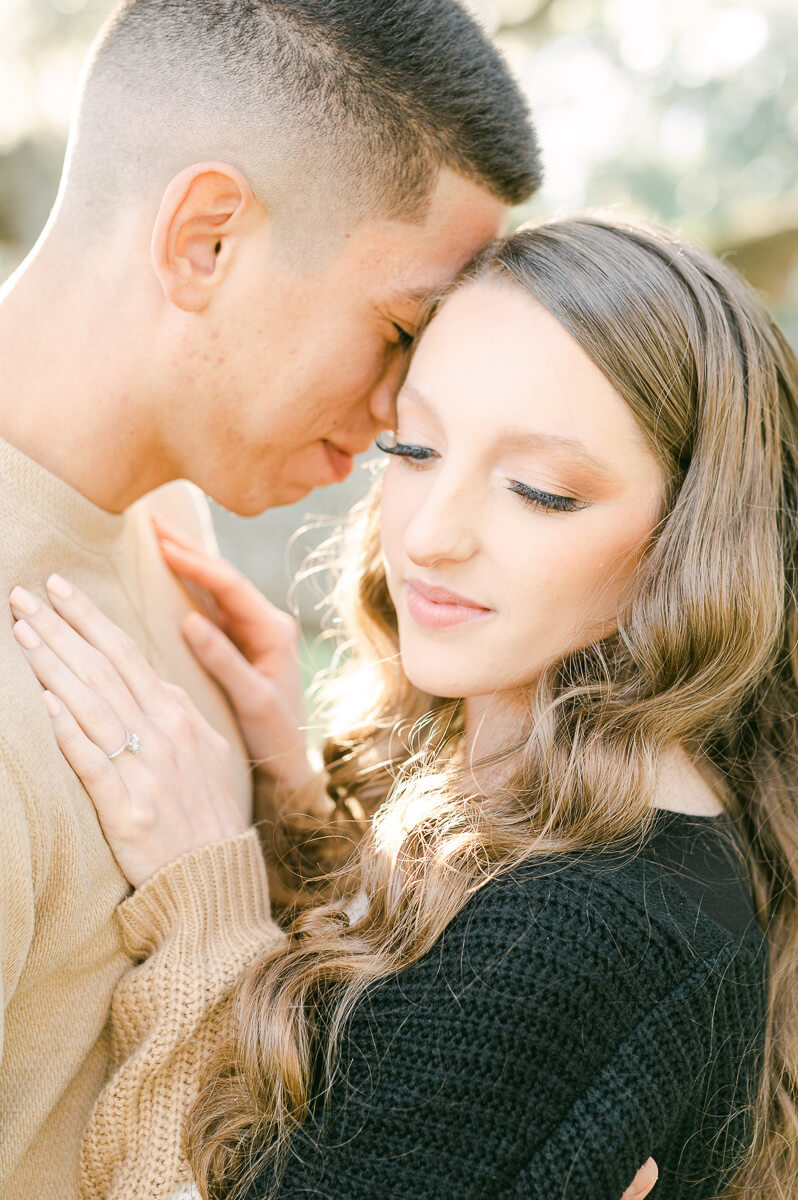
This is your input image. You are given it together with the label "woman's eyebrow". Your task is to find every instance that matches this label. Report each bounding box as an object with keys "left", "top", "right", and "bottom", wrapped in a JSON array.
[
  {"left": 500, "top": 428, "right": 615, "bottom": 480},
  {"left": 399, "top": 383, "right": 615, "bottom": 481},
  {"left": 398, "top": 382, "right": 435, "bottom": 412}
]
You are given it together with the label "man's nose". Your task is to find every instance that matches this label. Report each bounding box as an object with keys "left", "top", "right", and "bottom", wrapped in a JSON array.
[
  {"left": 344, "top": 395, "right": 386, "bottom": 455},
  {"left": 368, "top": 352, "right": 406, "bottom": 432}
]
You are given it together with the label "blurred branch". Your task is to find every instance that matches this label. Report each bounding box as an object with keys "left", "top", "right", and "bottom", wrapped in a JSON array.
[{"left": 719, "top": 222, "right": 798, "bottom": 304}]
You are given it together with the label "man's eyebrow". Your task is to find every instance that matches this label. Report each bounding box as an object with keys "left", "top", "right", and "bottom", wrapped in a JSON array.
[
  {"left": 386, "top": 286, "right": 437, "bottom": 309},
  {"left": 398, "top": 383, "right": 615, "bottom": 480}
]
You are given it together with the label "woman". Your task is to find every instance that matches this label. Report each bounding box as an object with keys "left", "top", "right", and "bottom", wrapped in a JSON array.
[{"left": 10, "top": 215, "right": 798, "bottom": 1199}]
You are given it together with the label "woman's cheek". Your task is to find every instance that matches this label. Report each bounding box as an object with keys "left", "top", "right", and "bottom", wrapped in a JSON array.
[
  {"left": 542, "top": 522, "right": 652, "bottom": 646},
  {"left": 508, "top": 526, "right": 609, "bottom": 631},
  {"left": 379, "top": 475, "right": 410, "bottom": 588}
]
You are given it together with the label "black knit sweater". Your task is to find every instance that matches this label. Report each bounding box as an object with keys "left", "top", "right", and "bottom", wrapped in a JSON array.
[{"left": 249, "top": 810, "right": 769, "bottom": 1200}]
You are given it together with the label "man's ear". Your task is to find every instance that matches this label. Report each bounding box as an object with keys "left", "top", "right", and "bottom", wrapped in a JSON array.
[{"left": 151, "top": 163, "right": 256, "bottom": 312}]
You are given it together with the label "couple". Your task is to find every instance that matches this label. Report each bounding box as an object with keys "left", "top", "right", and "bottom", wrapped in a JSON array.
[{"left": 0, "top": 2, "right": 795, "bottom": 1199}]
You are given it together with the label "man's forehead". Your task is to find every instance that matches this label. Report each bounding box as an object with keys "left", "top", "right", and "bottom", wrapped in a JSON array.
[
  {"left": 394, "top": 192, "right": 507, "bottom": 295},
  {"left": 422, "top": 174, "right": 509, "bottom": 261},
  {"left": 358, "top": 178, "right": 507, "bottom": 303}
]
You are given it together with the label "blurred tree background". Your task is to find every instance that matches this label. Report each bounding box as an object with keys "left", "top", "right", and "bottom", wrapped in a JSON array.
[{"left": 1, "top": 0, "right": 797, "bottom": 640}]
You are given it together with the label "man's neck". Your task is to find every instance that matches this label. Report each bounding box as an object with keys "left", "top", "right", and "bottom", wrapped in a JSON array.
[{"left": 0, "top": 237, "right": 174, "bottom": 513}]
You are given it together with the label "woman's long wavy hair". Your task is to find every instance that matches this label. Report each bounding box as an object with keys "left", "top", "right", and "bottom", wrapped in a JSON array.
[{"left": 187, "top": 215, "right": 798, "bottom": 1199}]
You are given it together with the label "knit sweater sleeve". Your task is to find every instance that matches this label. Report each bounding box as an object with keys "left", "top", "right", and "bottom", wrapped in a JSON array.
[
  {"left": 78, "top": 829, "right": 286, "bottom": 1200},
  {"left": 267, "top": 861, "right": 766, "bottom": 1200},
  {"left": 502, "top": 944, "right": 759, "bottom": 1198}
]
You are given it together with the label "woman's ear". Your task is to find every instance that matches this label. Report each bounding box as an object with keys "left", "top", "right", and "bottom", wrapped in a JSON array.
[{"left": 151, "top": 162, "right": 256, "bottom": 312}]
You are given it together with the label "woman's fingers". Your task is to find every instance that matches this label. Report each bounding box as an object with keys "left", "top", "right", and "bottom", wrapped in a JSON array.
[
  {"left": 41, "top": 575, "right": 167, "bottom": 715},
  {"left": 12, "top": 618, "right": 131, "bottom": 756},
  {"left": 11, "top": 578, "right": 245, "bottom": 888},
  {"left": 42, "top": 690, "right": 131, "bottom": 826},
  {"left": 182, "top": 611, "right": 273, "bottom": 721},
  {"left": 10, "top": 586, "right": 140, "bottom": 722},
  {"left": 156, "top": 529, "right": 251, "bottom": 613},
  {"left": 182, "top": 611, "right": 312, "bottom": 783},
  {"left": 622, "top": 1158, "right": 658, "bottom": 1199},
  {"left": 151, "top": 512, "right": 206, "bottom": 556},
  {"left": 157, "top": 537, "right": 232, "bottom": 626},
  {"left": 155, "top": 521, "right": 295, "bottom": 655}
]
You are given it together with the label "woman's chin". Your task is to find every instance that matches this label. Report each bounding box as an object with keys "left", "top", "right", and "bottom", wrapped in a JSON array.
[{"left": 400, "top": 658, "right": 481, "bottom": 702}]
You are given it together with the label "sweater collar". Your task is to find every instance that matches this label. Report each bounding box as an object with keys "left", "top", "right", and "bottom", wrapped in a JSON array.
[{"left": 0, "top": 434, "right": 131, "bottom": 550}]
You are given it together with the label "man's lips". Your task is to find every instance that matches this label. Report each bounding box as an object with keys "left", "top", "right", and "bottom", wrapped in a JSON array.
[{"left": 405, "top": 578, "right": 494, "bottom": 631}]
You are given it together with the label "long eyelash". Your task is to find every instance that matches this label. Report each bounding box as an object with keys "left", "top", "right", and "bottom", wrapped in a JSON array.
[
  {"left": 376, "top": 437, "right": 435, "bottom": 462},
  {"left": 509, "top": 481, "right": 586, "bottom": 513}
]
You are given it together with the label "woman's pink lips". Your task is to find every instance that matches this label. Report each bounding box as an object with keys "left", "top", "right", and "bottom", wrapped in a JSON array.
[{"left": 405, "top": 579, "right": 494, "bottom": 630}]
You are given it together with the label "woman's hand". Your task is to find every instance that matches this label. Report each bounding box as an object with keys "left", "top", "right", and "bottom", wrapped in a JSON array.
[
  {"left": 10, "top": 577, "right": 246, "bottom": 888},
  {"left": 623, "top": 1158, "right": 658, "bottom": 1198},
  {"left": 153, "top": 513, "right": 315, "bottom": 788}
]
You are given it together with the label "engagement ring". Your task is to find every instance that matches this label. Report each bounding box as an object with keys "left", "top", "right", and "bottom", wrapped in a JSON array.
[{"left": 108, "top": 729, "right": 142, "bottom": 760}]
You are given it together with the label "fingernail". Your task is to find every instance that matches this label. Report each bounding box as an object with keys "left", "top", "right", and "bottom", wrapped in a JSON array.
[
  {"left": 9, "top": 587, "right": 37, "bottom": 615},
  {"left": 47, "top": 574, "right": 72, "bottom": 599},
  {"left": 14, "top": 620, "right": 40, "bottom": 649},
  {"left": 44, "top": 691, "right": 61, "bottom": 716}
]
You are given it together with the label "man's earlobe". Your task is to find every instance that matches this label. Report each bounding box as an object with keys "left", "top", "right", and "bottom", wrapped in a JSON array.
[{"left": 151, "top": 163, "right": 254, "bottom": 313}]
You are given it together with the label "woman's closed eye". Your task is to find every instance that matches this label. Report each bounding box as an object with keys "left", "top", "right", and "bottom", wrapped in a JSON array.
[
  {"left": 377, "top": 437, "right": 588, "bottom": 514},
  {"left": 508, "top": 480, "right": 588, "bottom": 514},
  {"left": 376, "top": 435, "right": 436, "bottom": 464}
]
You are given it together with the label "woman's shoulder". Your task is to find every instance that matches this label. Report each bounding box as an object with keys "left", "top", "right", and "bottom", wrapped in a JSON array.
[
  {"left": 339, "top": 825, "right": 767, "bottom": 1188},
  {"left": 437, "top": 818, "right": 767, "bottom": 1004},
  {"left": 313, "top": 814, "right": 769, "bottom": 1200}
]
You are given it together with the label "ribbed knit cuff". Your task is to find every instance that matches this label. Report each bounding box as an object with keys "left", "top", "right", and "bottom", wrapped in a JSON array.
[{"left": 116, "top": 829, "right": 284, "bottom": 962}]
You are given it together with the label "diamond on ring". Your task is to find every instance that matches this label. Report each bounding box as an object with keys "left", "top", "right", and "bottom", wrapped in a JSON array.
[{"left": 108, "top": 729, "right": 142, "bottom": 760}]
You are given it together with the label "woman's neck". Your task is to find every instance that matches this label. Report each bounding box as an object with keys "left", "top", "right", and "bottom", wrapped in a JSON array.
[
  {"left": 463, "top": 697, "right": 725, "bottom": 818},
  {"left": 462, "top": 693, "right": 526, "bottom": 787}
]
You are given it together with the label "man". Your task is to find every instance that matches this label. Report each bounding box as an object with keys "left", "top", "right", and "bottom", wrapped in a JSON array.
[
  {"left": 0, "top": 2, "right": 538, "bottom": 1196},
  {"left": 0, "top": 3, "right": 658, "bottom": 1197}
]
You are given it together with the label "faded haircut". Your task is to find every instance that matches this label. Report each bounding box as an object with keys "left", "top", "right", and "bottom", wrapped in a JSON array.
[{"left": 58, "top": 0, "right": 541, "bottom": 236}]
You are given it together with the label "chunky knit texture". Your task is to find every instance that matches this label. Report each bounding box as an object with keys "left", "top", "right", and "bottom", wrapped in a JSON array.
[
  {"left": 246, "top": 813, "right": 768, "bottom": 1200},
  {"left": 0, "top": 435, "right": 259, "bottom": 1199},
  {"left": 81, "top": 830, "right": 283, "bottom": 1199}
]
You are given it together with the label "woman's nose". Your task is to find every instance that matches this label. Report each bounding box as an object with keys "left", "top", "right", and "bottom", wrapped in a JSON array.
[{"left": 403, "top": 479, "right": 480, "bottom": 567}]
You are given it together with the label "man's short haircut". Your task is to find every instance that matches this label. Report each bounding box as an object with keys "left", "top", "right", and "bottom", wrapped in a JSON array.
[{"left": 60, "top": 0, "right": 541, "bottom": 235}]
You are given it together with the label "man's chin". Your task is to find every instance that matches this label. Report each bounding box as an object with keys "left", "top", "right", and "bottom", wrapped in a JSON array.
[
  {"left": 205, "top": 479, "right": 313, "bottom": 517},
  {"left": 230, "top": 483, "right": 315, "bottom": 516},
  {"left": 210, "top": 443, "right": 357, "bottom": 514},
  {"left": 270, "top": 482, "right": 316, "bottom": 509}
]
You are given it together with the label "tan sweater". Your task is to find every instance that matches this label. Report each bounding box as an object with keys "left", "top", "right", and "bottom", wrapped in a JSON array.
[
  {"left": 0, "top": 436, "right": 280, "bottom": 1198},
  {"left": 79, "top": 831, "right": 282, "bottom": 1199}
]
